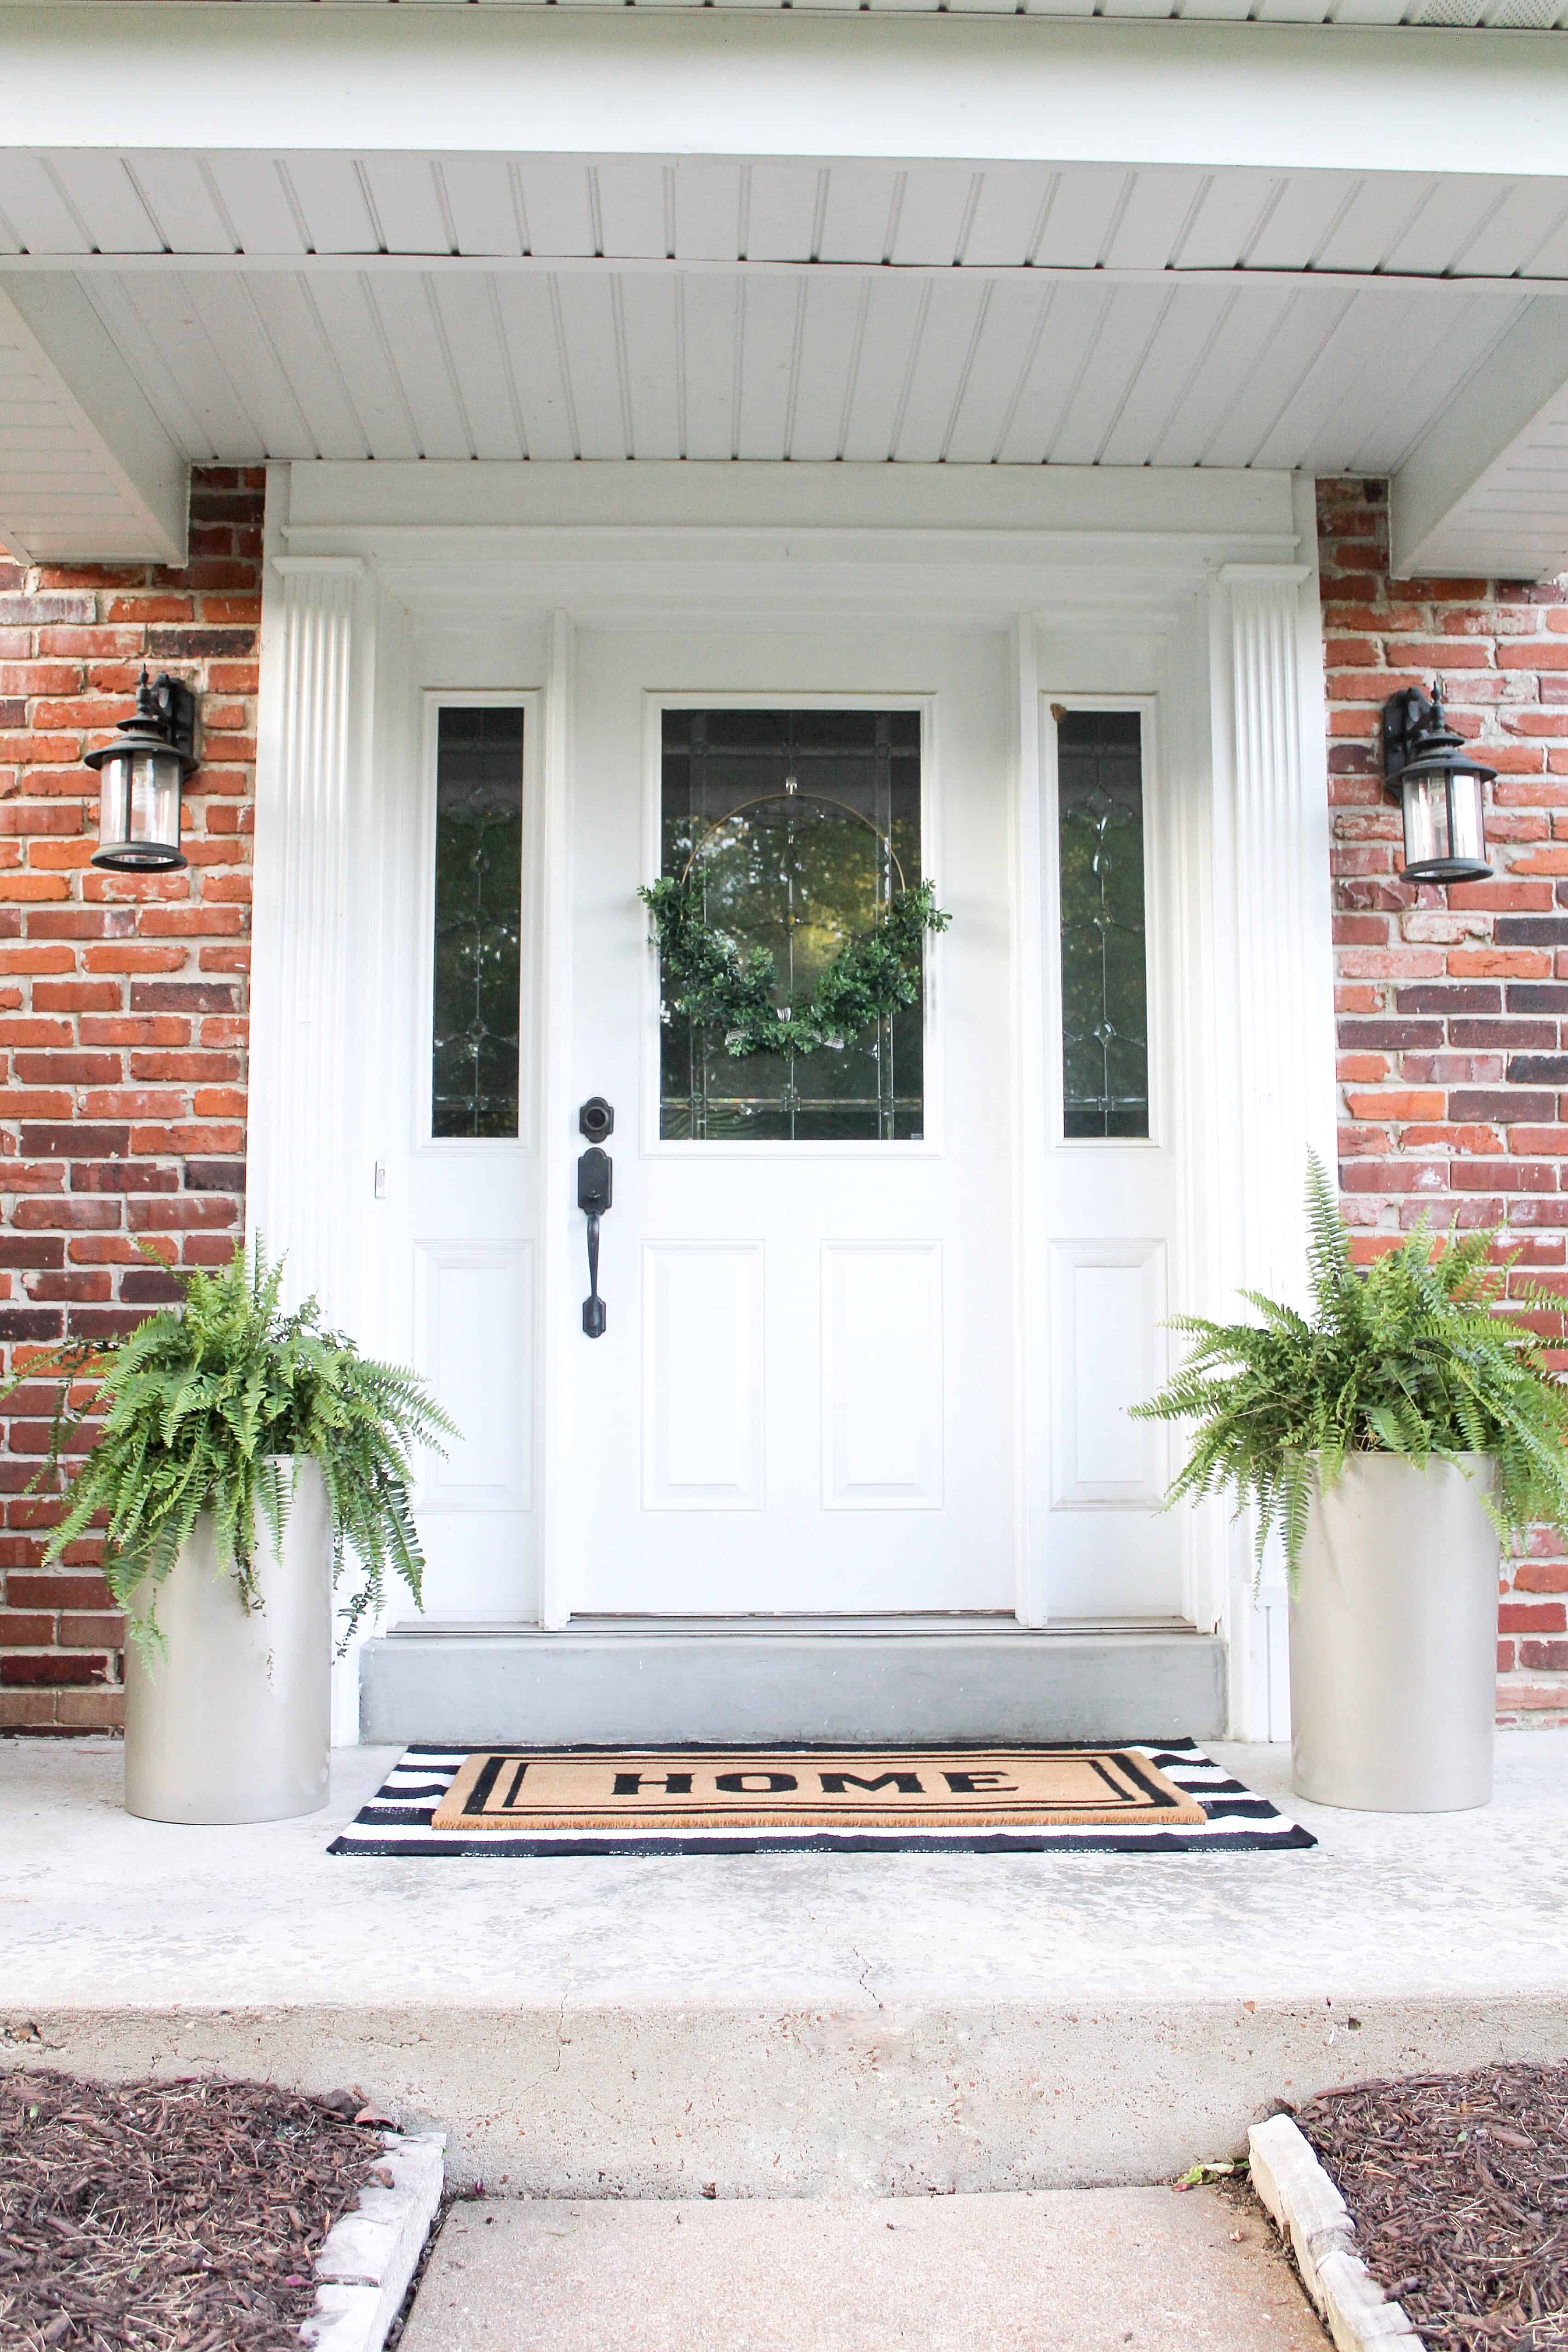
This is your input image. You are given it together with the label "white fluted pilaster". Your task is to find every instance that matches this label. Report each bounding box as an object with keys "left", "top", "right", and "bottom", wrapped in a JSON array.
[
  {"left": 248, "top": 551, "right": 369, "bottom": 1326},
  {"left": 1215, "top": 548, "right": 1338, "bottom": 1737},
  {"left": 1220, "top": 560, "right": 1339, "bottom": 1313}
]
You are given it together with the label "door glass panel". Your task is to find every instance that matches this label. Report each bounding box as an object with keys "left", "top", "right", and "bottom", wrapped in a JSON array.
[
  {"left": 1057, "top": 711, "right": 1149, "bottom": 1140},
  {"left": 659, "top": 709, "right": 924, "bottom": 1141},
  {"left": 431, "top": 705, "right": 524, "bottom": 1139}
]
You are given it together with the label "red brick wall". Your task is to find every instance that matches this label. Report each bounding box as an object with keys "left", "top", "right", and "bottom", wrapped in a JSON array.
[
  {"left": 1322, "top": 476, "right": 1568, "bottom": 1728},
  {"left": 0, "top": 467, "right": 260, "bottom": 1732}
]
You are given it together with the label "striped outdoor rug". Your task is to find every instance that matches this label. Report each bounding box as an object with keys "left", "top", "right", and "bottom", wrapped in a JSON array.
[{"left": 328, "top": 1739, "right": 1315, "bottom": 1856}]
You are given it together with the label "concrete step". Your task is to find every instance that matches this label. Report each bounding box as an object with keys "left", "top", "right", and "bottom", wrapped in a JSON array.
[
  {"left": 8, "top": 1737, "right": 1568, "bottom": 2198},
  {"left": 359, "top": 1623, "right": 1227, "bottom": 1745},
  {"left": 398, "top": 2189, "right": 1329, "bottom": 2352}
]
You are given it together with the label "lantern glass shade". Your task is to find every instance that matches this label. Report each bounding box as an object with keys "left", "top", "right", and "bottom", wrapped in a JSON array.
[
  {"left": 1396, "top": 760, "right": 1490, "bottom": 886},
  {"left": 92, "top": 742, "right": 186, "bottom": 870}
]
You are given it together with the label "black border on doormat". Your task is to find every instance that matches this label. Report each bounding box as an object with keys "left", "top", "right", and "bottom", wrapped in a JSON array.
[{"left": 327, "top": 1739, "right": 1315, "bottom": 1856}]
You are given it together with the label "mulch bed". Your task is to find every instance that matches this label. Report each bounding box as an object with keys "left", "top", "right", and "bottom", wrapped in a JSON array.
[
  {"left": 0, "top": 2070, "right": 395, "bottom": 2352},
  {"left": 1294, "top": 2062, "right": 1568, "bottom": 2351}
]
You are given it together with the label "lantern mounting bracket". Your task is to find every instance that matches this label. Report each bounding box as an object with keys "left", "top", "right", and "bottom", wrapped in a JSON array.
[
  {"left": 146, "top": 672, "right": 198, "bottom": 767},
  {"left": 1380, "top": 683, "right": 1442, "bottom": 800}
]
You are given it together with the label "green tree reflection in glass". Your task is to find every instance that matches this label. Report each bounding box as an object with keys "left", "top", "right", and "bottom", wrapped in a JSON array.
[
  {"left": 1057, "top": 712, "right": 1149, "bottom": 1140},
  {"left": 431, "top": 706, "right": 524, "bottom": 1138},
  {"left": 659, "top": 710, "right": 924, "bottom": 1142}
]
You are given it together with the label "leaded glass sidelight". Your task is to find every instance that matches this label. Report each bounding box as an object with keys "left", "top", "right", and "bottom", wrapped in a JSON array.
[
  {"left": 1057, "top": 711, "right": 1149, "bottom": 1140},
  {"left": 431, "top": 706, "right": 525, "bottom": 1139},
  {"left": 659, "top": 709, "right": 925, "bottom": 1142}
]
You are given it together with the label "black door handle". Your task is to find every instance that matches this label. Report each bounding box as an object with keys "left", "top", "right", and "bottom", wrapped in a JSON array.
[{"left": 577, "top": 1098, "right": 614, "bottom": 1338}]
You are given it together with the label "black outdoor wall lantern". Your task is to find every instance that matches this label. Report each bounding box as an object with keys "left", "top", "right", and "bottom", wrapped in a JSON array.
[
  {"left": 86, "top": 668, "right": 198, "bottom": 872},
  {"left": 1381, "top": 683, "right": 1494, "bottom": 887}
]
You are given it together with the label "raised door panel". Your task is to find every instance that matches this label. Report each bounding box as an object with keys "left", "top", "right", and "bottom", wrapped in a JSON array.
[
  {"left": 1048, "top": 1239, "right": 1166, "bottom": 1509},
  {"left": 821, "top": 1242, "right": 943, "bottom": 1510},
  {"left": 643, "top": 1243, "right": 765, "bottom": 1510},
  {"left": 414, "top": 1241, "right": 533, "bottom": 1513}
]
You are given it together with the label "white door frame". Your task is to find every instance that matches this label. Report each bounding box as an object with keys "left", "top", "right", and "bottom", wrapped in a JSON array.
[{"left": 248, "top": 459, "right": 1334, "bottom": 1739}]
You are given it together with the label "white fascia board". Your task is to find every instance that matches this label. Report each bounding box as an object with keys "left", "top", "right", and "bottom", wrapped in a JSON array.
[
  {"left": 1391, "top": 294, "right": 1568, "bottom": 578},
  {"left": 0, "top": 275, "right": 186, "bottom": 562},
  {"left": 2, "top": 7, "right": 1568, "bottom": 178},
  {"left": 281, "top": 457, "right": 1298, "bottom": 542}
]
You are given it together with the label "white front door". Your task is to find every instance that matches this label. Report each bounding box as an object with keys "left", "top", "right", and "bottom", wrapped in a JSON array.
[{"left": 561, "top": 622, "right": 1016, "bottom": 1616}]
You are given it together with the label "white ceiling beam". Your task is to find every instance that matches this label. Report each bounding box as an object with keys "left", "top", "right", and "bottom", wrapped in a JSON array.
[
  {"left": 0, "top": 250, "right": 1558, "bottom": 298},
  {"left": 1391, "top": 294, "right": 1568, "bottom": 577},
  {"left": 0, "top": 275, "right": 186, "bottom": 562},
  {"left": 3, "top": 8, "right": 1568, "bottom": 179}
]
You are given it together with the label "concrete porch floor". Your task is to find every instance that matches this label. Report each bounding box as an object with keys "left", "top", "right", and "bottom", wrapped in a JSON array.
[{"left": 3, "top": 1734, "right": 1567, "bottom": 2195}]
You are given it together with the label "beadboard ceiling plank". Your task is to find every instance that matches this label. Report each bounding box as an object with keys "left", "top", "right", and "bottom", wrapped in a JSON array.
[
  {"left": 1049, "top": 278, "right": 1173, "bottom": 462},
  {"left": 618, "top": 270, "right": 682, "bottom": 457},
  {"left": 894, "top": 274, "right": 991, "bottom": 458},
  {"left": 177, "top": 269, "right": 319, "bottom": 458},
  {"left": 596, "top": 162, "right": 669, "bottom": 263},
  {"left": 242, "top": 271, "right": 372, "bottom": 459},
  {"left": 675, "top": 162, "right": 745, "bottom": 265},
  {"left": 1095, "top": 279, "right": 1236, "bottom": 464},
  {"left": 993, "top": 276, "right": 1112, "bottom": 462},
  {"left": 517, "top": 165, "right": 596, "bottom": 260},
  {"left": 441, "top": 158, "right": 523, "bottom": 259},
  {"left": 745, "top": 164, "right": 820, "bottom": 265},
  {"left": 838, "top": 274, "right": 925, "bottom": 461},
  {"left": 733, "top": 271, "right": 800, "bottom": 458},
  {"left": 959, "top": 167, "right": 1054, "bottom": 268},
  {"left": 1201, "top": 279, "right": 1356, "bottom": 464},
  {"left": 492, "top": 273, "right": 577, "bottom": 459},
  {"left": 1033, "top": 169, "right": 1130, "bottom": 270},
  {"left": 941, "top": 277, "right": 1051, "bottom": 461},
  {"left": 204, "top": 156, "right": 306, "bottom": 258},
  {"left": 818, "top": 166, "right": 900, "bottom": 266},
  {"left": 307, "top": 270, "right": 422, "bottom": 460},
  {"left": 361, "top": 159, "right": 450, "bottom": 259},
  {"left": 681, "top": 271, "right": 742, "bottom": 458},
  {"left": 126, "top": 156, "right": 234, "bottom": 257},
  {"left": 364, "top": 272, "right": 473, "bottom": 456},
  {"left": 429, "top": 271, "right": 526, "bottom": 459},
  {"left": 552, "top": 271, "right": 629, "bottom": 456},
  {"left": 786, "top": 271, "right": 866, "bottom": 457}
]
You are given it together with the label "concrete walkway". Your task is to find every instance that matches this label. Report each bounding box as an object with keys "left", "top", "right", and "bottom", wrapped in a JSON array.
[
  {"left": 398, "top": 2188, "right": 1328, "bottom": 2352},
  {"left": 5, "top": 1733, "right": 1568, "bottom": 2191}
]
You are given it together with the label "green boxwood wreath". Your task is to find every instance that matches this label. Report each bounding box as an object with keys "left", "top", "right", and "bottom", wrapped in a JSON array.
[{"left": 639, "top": 870, "right": 951, "bottom": 1060}]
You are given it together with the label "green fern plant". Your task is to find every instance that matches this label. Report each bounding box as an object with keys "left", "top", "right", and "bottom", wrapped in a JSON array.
[
  {"left": 8, "top": 1243, "right": 455, "bottom": 1653},
  {"left": 1131, "top": 1154, "right": 1568, "bottom": 1584}
]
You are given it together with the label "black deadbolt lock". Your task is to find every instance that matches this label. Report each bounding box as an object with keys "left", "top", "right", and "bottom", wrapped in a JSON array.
[{"left": 579, "top": 1096, "right": 614, "bottom": 1143}]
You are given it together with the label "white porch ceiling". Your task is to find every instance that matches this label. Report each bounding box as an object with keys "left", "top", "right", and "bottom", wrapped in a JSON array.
[
  {"left": 4, "top": 157, "right": 1568, "bottom": 280},
  {"left": 60, "top": 267, "right": 1544, "bottom": 477},
  {"left": 4, "top": 14, "right": 1568, "bottom": 571}
]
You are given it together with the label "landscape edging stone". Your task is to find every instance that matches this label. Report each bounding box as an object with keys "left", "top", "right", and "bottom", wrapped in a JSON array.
[
  {"left": 1248, "top": 2112, "right": 1425, "bottom": 2352},
  {"left": 300, "top": 2127, "right": 446, "bottom": 2352}
]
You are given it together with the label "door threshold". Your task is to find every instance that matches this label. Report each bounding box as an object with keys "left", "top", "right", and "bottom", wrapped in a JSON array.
[{"left": 383, "top": 1614, "right": 1203, "bottom": 1640}]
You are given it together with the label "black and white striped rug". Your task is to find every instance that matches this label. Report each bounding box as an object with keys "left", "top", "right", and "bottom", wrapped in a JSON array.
[{"left": 328, "top": 1740, "right": 1315, "bottom": 1857}]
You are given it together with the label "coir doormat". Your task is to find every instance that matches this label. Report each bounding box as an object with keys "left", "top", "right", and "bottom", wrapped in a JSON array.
[{"left": 329, "top": 1740, "right": 1315, "bottom": 1856}]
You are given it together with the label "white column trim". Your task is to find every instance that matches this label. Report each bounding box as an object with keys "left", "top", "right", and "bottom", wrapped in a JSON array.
[
  {"left": 1213, "top": 493, "right": 1337, "bottom": 1736},
  {"left": 249, "top": 539, "right": 375, "bottom": 1327}
]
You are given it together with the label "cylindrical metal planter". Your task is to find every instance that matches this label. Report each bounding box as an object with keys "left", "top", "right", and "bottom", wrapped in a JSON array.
[
  {"left": 123, "top": 1457, "right": 332, "bottom": 1825},
  {"left": 1289, "top": 1451, "right": 1498, "bottom": 1813}
]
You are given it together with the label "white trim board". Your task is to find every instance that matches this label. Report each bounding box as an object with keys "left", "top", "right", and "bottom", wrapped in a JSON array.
[{"left": 6, "top": 12, "right": 1568, "bottom": 179}]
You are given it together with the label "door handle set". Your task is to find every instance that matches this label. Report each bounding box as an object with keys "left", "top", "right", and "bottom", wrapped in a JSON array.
[{"left": 577, "top": 1097, "right": 614, "bottom": 1337}]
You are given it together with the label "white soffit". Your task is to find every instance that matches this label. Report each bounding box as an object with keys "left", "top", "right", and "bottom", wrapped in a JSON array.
[
  {"left": 19, "top": 265, "right": 1534, "bottom": 481},
  {"left": 0, "top": 277, "right": 185, "bottom": 562}
]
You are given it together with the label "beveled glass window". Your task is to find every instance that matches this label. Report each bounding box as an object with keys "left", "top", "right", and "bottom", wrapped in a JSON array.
[
  {"left": 1057, "top": 711, "right": 1149, "bottom": 1140},
  {"left": 659, "top": 709, "right": 925, "bottom": 1142},
  {"left": 431, "top": 706, "right": 524, "bottom": 1139}
]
